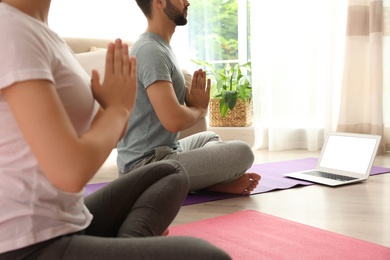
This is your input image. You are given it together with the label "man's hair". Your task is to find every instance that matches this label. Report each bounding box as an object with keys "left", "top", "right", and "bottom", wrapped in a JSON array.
[{"left": 135, "top": 0, "right": 153, "bottom": 18}]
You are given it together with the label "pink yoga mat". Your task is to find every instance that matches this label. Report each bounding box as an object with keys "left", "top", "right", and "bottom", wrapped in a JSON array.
[{"left": 169, "top": 210, "right": 390, "bottom": 260}]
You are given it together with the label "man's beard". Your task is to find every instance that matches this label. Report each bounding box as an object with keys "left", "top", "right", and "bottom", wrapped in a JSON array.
[{"left": 164, "top": 0, "right": 187, "bottom": 26}]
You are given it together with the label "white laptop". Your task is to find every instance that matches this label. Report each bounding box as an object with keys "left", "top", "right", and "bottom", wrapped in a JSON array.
[{"left": 283, "top": 132, "right": 381, "bottom": 186}]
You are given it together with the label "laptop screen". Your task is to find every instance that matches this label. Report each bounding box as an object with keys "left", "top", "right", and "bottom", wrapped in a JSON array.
[{"left": 318, "top": 134, "right": 379, "bottom": 175}]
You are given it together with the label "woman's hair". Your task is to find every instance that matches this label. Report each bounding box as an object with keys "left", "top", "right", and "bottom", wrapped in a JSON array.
[{"left": 135, "top": 0, "right": 152, "bottom": 18}]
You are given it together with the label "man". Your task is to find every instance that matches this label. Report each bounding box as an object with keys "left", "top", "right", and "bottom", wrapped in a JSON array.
[{"left": 117, "top": 0, "right": 260, "bottom": 195}]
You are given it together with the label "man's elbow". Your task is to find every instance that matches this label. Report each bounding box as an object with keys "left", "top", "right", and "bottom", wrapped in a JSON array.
[
  {"left": 158, "top": 112, "right": 194, "bottom": 133},
  {"left": 162, "top": 121, "right": 183, "bottom": 133}
]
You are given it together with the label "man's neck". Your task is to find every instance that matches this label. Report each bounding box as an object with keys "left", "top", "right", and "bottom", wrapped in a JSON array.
[{"left": 146, "top": 16, "right": 177, "bottom": 44}]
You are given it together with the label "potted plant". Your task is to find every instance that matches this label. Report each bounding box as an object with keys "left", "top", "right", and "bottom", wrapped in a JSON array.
[{"left": 192, "top": 60, "right": 252, "bottom": 126}]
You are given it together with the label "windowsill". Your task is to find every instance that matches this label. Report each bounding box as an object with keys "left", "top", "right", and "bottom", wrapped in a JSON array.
[{"left": 207, "top": 126, "right": 255, "bottom": 147}]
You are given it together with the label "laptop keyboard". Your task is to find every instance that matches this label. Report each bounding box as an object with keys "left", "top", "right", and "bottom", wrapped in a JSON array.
[{"left": 302, "top": 171, "right": 358, "bottom": 182}]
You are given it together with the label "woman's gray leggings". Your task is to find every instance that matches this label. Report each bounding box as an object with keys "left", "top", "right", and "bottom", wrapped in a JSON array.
[{"left": 0, "top": 160, "right": 231, "bottom": 260}]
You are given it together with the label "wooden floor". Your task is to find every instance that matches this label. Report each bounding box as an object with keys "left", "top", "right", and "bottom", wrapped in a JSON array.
[{"left": 91, "top": 149, "right": 390, "bottom": 248}]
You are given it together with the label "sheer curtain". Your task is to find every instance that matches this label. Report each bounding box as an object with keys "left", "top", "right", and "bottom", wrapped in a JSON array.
[
  {"left": 337, "top": 0, "right": 390, "bottom": 153},
  {"left": 251, "top": 0, "right": 348, "bottom": 151}
]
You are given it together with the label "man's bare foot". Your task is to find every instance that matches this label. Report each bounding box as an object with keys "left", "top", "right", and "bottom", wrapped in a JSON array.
[{"left": 205, "top": 173, "right": 261, "bottom": 195}]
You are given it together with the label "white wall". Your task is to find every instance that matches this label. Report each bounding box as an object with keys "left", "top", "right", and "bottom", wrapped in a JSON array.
[
  {"left": 49, "top": 0, "right": 190, "bottom": 67},
  {"left": 49, "top": 0, "right": 145, "bottom": 40}
]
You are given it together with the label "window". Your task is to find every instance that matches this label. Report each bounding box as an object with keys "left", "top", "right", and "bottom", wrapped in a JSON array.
[
  {"left": 187, "top": 0, "right": 250, "bottom": 68},
  {"left": 49, "top": 0, "right": 250, "bottom": 69}
]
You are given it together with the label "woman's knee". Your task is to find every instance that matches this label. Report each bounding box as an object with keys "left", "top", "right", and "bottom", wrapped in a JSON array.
[{"left": 154, "top": 160, "right": 190, "bottom": 189}]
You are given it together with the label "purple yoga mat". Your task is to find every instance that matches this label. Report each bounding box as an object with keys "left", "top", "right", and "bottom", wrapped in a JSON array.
[{"left": 85, "top": 157, "right": 390, "bottom": 205}]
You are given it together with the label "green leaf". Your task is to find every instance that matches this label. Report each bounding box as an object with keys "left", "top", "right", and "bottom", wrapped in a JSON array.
[
  {"left": 228, "top": 64, "right": 234, "bottom": 91},
  {"left": 235, "top": 64, "right": 242, "bottom": 88},
  {"left": 219, "top": 99, "right": 229, "bottom": 118},
  {"left": 223, "top": 91, "right": 238, "bottom": 111},
  {"left": 237, "top": 83, "right": 247, "bottom": 101}
]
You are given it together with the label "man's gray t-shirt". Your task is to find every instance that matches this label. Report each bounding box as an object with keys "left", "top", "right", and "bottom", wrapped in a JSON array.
[{"left": 117, "top": 32, "right": 186, "bottom": 174}]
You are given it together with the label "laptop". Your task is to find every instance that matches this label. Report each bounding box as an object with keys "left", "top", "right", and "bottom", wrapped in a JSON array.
[{"left": 283, "top": 132, "right": 381, "bottom": 186}]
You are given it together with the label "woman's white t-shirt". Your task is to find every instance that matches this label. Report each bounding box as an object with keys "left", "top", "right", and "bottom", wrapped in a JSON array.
[{"left": 0, "top": 4, "right": 97, "bottom": 253}]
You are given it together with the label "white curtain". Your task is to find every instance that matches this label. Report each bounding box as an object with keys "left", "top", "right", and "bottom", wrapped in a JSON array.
[
  {"left": 337, "top": 0, "right": 390, "bottom": 154},
  {"left": 385, "top": 0, "right": 390, "bottom": 151},
  {"left": 251, "top": 0, "right": 349, "bottom": 151}
]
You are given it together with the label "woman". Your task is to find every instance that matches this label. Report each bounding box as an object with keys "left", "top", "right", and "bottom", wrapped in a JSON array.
[{"left": 0, "top": 0, "right": 231, "bottom": 259}]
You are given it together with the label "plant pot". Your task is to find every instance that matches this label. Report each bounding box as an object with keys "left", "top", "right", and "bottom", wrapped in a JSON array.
[{"left": 209, "top": 98, "right": 252, "bottom": 127}]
